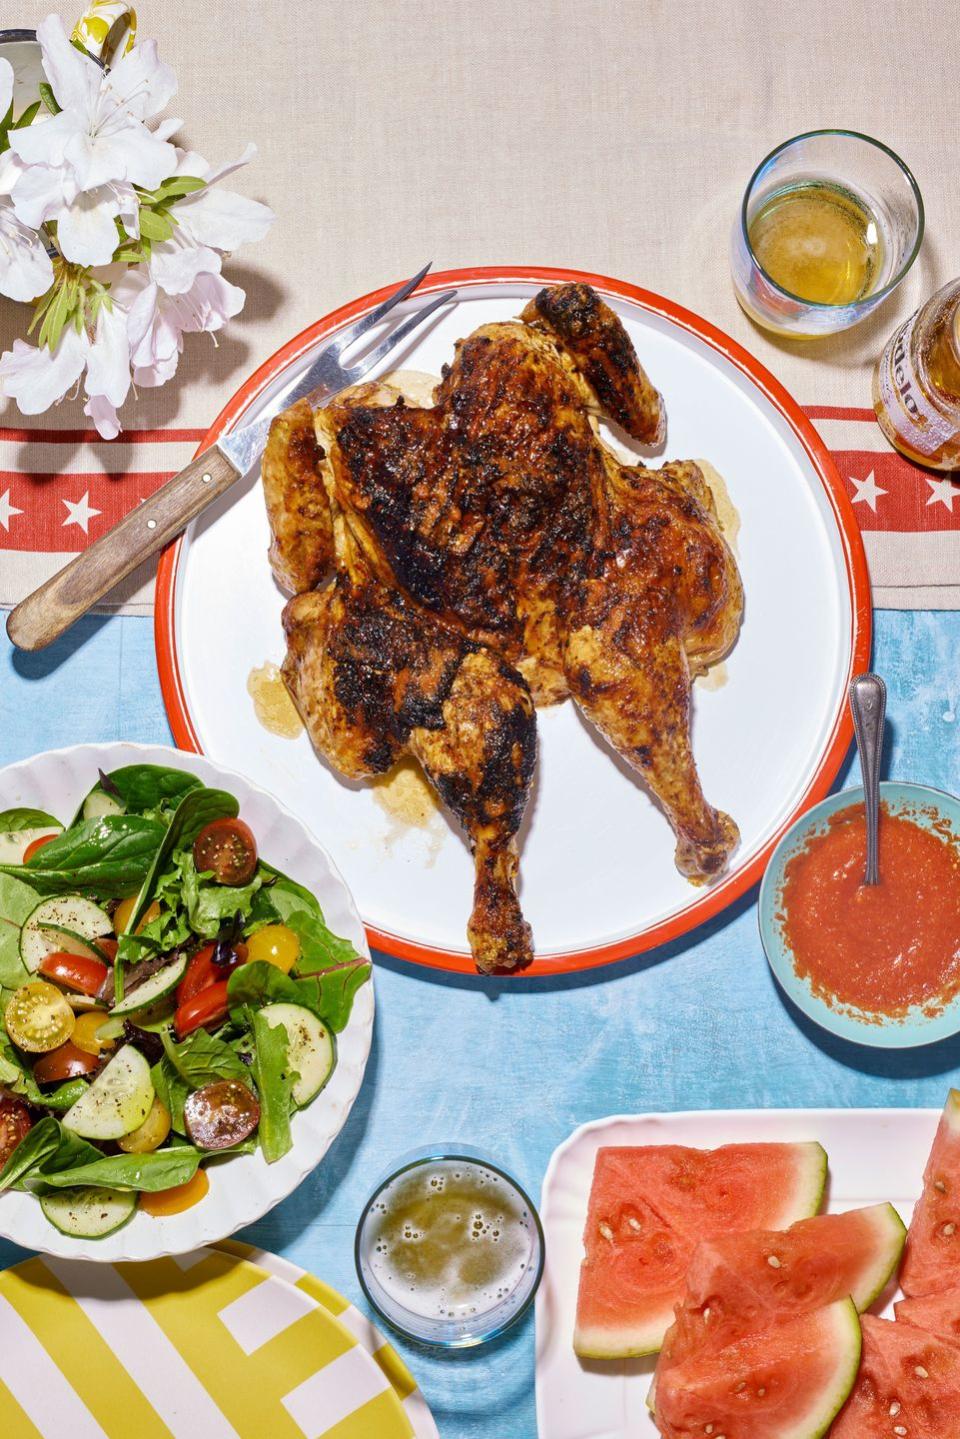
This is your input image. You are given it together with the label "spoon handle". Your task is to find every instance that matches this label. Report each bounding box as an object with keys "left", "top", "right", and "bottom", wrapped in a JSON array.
[{"left": 849, "top": 672, "right": 887, "bottom": 886}]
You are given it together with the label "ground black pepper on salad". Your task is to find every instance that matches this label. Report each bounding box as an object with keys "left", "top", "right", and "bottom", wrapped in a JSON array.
[{"left": 0, "top": 764, "right": 370, "bottom": 1239}]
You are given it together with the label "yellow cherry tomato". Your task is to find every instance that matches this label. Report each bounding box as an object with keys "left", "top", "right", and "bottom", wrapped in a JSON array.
[
  {"left": 118, "top": 1097, "right": 171, "bottom": 1154},
  {"left": 113, "top": 897, "right": 161, "bottom": 937},
  {"left": 139, "top": 1168, "right": 209, "bottom": 1216},
  {"left": 4, "top": 981, "right": 75, "bottom": 1053},
  {"left": 71, "top": 1008, "right": 115, "bottom": 1055},
  {"left": 246, "top": 924, "right": 300, "bottom": 974}
]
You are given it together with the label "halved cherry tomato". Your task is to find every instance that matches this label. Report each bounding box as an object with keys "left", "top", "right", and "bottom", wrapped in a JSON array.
[
  {"left": 139, "top": 1168, "right": 209, "bottom": 1216},
  {"left": 38, "top": 951, "right": 108, "bottom": 996},
  {"left": 22, "top": 833, "right": 58, "bottom": 864},
  {"left": 113, "top": 897, "right": 161, "bottom": 937},
  {"left": 193, "top": 818, "right": 258, "bottom": 887},
  {"left": 96, "top": 938, "right": 118, "bottom": 964},
  {"left": 71, "top": 1008, "right": 114, "bottom": 1056},
  {"left": 246, "top": 924, "right": 299, "bottom": 974},
  {"left": 184, "top": 1080, "right": 260, "bottom": 1149},
  {"left": 177, "top": 944, "right": 218, "bottom": 1005},
  {"left": 33, "top": 1040, "right": 100, "bottom": 1084},
  {"left": 118, "top": 1097, "right": 171, "bottom": 1154},
  {"left": 4, "top": 982, "right": 75, "bottom": 1053},
  {"left": 0, "top": 1097, "right": 32, "bottom": 1166},
  {"left": 174, "top": 981, "right": 229, "bottom": 1039}
]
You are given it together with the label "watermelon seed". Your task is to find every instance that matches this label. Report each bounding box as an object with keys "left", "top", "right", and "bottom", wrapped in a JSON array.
[
  {"left": 703, "top": 1307, "right": 711, "bottom": 1321},
  {"left": 766, "top": 1255, "right": 782, "bottom": 1268},
  {"left": 704, "top": 1427, "right": 714, "bottom": 1434},
  {"left": 599, "top": 1223, "right": 613, "bottom": 1240},
  {"left": 914, "top": 1365, "right": 928, "bottom": 1378},
  {"left": 943, "top": 1223, "right": 956, "bottom": 1236},
  {"left": 734, "top": 1382, "right": 746, "bottom": 1393},
  {"left": 627, "top": 1217, "right": 642, "bottom": 1232},
  {"left": 935, "top": 1180, "right": 947, "bottom": 1192},
  {"left": 889, "top": 1402, "right": 901, "bottom": 1416},
  {"left": 893, "top": 1427, "right": 907, "bottom": 1436},
  {"left": 757, "top": 1388, "right": 766, "bottom": 1397}
]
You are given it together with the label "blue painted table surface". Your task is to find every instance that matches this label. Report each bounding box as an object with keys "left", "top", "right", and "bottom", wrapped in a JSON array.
[{"left": 1, "top": 608, "right": 959, "bottom": 1439}]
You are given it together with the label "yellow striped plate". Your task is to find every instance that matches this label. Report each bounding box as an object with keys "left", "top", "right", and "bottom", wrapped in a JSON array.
[{"left": 0, "top": 1247, "right": 431, "bottom": 1438}]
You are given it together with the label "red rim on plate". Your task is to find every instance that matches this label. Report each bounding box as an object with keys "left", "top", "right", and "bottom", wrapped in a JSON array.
[{"left": 155, "top": 265, "right": 872, "bottom": 977}]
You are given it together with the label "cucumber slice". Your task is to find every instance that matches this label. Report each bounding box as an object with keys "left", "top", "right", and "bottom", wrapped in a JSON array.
[
  {"left": 82, "top": 791, "right": 126, "bottom": 820},
  {"left": 20, "top": 896, "right": 113, "bottom": 972},
  {"left": 62, "top": 1044, "right": 154, "bottom": 1140},
  {"left": 111, "top": 954, "right": 188, "bottom": 1017},
  {"left": 40, "top": 1187, "right": 136, "bottom": 1239},
  {"left": 260, "top": 1002, "right": 336, "bottom": 1107},
  {"left": 0, "top": 825, "right": 61, "bottom": 864},
  {"left": 39, "top": 924, "right": 114, "bottom": 965}
]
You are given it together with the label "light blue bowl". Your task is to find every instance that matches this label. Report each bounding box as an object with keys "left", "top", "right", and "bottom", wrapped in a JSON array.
[{"left": 759, "top": 781, "right": 960, "bottom": 1049}]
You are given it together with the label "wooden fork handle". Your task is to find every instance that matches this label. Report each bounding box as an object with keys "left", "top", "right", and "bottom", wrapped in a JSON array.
[{"left": 6, "top": 446, "right": 241, "bottom": 653}]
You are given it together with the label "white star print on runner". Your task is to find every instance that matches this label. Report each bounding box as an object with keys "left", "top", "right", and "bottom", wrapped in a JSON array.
[
  {"left": 926, "top": 477, "right": 958, "bottom": 512},
  {"left": 0, "top": 489, "right": 23, "bottom": 531},
  {"left": 62, "top": 492, "right": 102, "bottom": 535},
  {"left": 850, "top": 470, "right": 887, "bottom": 512}
]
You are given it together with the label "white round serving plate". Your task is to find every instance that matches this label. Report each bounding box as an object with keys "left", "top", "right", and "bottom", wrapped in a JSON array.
[
  {"left": 0, "top": 741, "right": 374, "bottom": 1262},
  {"left": 157, "top": 267, "right": 870, "bottom": 976}
]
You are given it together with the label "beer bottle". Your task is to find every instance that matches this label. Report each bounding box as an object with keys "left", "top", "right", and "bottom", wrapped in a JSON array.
[{"left": 873, "top": 280, "right": 960, "bottom": 471}]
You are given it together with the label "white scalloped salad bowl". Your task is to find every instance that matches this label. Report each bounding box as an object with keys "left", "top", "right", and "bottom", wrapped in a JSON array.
[{"left": 0, "top": 742, "right": 374, "bottom": 1261}]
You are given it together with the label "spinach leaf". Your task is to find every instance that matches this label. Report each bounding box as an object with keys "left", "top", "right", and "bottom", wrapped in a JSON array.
[
  {"left": 0, "top": 1032, "right": 43, "bottom": 1104},
  {"left": 151, "top": 1057, "right": 188, "bottom": 1134},
  {"left": 127, "top": 787, "right": 239, "bottom": 933},
  {"left": 0, "top": 816, "right": 167, "bottom": 898},
  {"left": 160, "top": 1027, "right": 250, "bottom": 1088},
  {"left": 87, "top": 765, "right": 202, "bottom": 820},
  {"left": 250, "top": 1009, "right": 294, "bottom": 1163},
  {"left": 0, "top": 1116, "right": 101, "bottom": 1190},
  {"left": 38, "top": 1146, "right": 201, "bottom": 1192},
  {"left": 0, "top": 872, "right": 41, "bottom": 989},
  {"left": 0, "top": 808, "right": 61, "bottom": 832},
  {"left": 250, "top": 867, "right": 359, "bottom": 972},
  {"left": 227, "top": 958, "right": 370, "bottom": 1034}
]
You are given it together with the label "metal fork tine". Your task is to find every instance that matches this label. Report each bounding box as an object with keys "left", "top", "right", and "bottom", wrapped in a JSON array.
[
  {"left": 344, "top": 289, "right": 457, "bottom": 383},
  {"left": 330, "top": 261, "right": 434, "bottom": 354}
]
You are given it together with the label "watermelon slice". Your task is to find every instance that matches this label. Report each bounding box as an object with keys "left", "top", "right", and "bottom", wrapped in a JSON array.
[
  {"left": 656, "top": 1203, "right": 905, "bottom": 1376},
  {"left": 831, "top": 1314, "right": 960, "bottom": 1438},
  {"left": 896, "top": 1287, "right": 960, "bottom": 1345},
  {"left": 654, "top": 1298, "right": 861, "bottom": 1439},
  {"left": 574, "top": 1142, "right": 826, "bottom": 1358},
  {"left": 901, "top": 1089, "right": 960, "bottom": 1298}
]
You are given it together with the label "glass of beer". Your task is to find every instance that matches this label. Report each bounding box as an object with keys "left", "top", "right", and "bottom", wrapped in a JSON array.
[
  {"left": 355, "top": 1144, "right": 545, "bottom": 1348},
  {"left": 731, "top": 130, "right": 923, "bottom": 337}
]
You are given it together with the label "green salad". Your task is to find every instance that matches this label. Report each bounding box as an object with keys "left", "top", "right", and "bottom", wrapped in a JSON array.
[{"left": 0, "top": 764, "right": 370, "bottom": 1239}]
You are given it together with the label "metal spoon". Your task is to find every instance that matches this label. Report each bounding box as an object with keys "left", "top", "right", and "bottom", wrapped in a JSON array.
[{"left": 849, "top": 673, "right": 887, "bottom": 885}]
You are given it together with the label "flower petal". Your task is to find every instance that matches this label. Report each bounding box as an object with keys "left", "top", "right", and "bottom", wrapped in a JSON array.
[
  {"left": 84, "top": 300, "right": 131, "bottom": 408},
  {"left": 8, "top": 108, "right": 79, "bottom": 169},
  {"left": 0, "top": 207, "right": 54, "bottom": 301},
  {"left": 199, "top": 142, "right": 257, "bottom": 186},
  {"left": 9, "top": 161, "right": 69, "bottom": 228},
  {"left": 56, "top": 186, "right": 122, "bottom": 265},
  {"left": 36, "top": 14, "right": 100, "bottom": 114},
  {"left": 178, "top": 187, "right": 274, "bottom": 251},
  {"left": 0, "top": 58, "right": 14, "bottom": 120},
  {"left": 0, "top": 327, "right": 87, "bottom": 414},
  {"left": 169, "top": 271, "right": 245, "bottom": 333},
  {"left": 68, "top": 119, "right": 177, "bottom": 190},
  {"left": 148, "top": 232, "right": 222, "bottom": 295},
  {"left": 83, "top": 392, "right": 120, "bottom": 438},
  {"left": 104, "top": 39, "right": 177, "bottom": 121},
  {"left": 153, "top": 116, "right": 184, "bottom": 142}
]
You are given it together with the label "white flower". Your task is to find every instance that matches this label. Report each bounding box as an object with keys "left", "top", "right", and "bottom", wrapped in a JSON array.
[
  {"left": 8, "top": 15, "right": 177, "bottom": 265},
  {"left": 0, "top": 64, "right": 55, "bottom": 300},
  {"left": 119, "top": 266, "right": 245, "bottom": 389},
  {"left": 147, "top": 143, "right": 274, "bottom": 296},
  {"left": 0, "top": 297, "right": 132, "bottom": 439}
]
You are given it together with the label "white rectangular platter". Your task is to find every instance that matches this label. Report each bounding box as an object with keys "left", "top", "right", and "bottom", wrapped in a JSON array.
[{"left": 535, "top": 1108, "right": 938, "bottom": 1439}]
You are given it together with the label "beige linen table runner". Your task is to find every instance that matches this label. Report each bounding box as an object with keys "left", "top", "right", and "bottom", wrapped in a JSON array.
[{"left": 0, "top": 0, "right": 957, "bottom": 611}]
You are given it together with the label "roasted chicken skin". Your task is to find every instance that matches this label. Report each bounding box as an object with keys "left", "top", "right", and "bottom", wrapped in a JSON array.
[{"left": 264, "top": 283, "right": 743, "bottom": 972}]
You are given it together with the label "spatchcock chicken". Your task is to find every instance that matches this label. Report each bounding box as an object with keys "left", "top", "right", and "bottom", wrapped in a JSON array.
[{"left": 263, "top": 283, "right": 743, "bottom": 974}]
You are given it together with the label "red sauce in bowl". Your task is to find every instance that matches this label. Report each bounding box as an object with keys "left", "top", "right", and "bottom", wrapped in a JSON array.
[{"left": 779, "top": 802, "right": 960, "bottom": 1018}]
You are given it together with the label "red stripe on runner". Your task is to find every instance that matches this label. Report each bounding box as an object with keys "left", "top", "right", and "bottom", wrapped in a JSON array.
[
  {"left": 0, "top": 426, "right": 205, "bottom": 443},
  {"left": 0, "top": 470, "right": 176, "bottom": 551},
  {"left": 803, "top": 405, "right": 878, "bottom": 422},
  {"left": 837, "top": 451, "right": 960, "bottom": 532}
]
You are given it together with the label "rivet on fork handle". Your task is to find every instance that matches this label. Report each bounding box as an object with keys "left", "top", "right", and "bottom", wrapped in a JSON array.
[{"left": 849, "top": 672, "right": 887, "bottom": 886}]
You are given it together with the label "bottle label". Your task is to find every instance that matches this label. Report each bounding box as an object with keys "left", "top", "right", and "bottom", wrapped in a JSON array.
[{"left": 877, "top": 311, "right": 957, "bottom": 456}]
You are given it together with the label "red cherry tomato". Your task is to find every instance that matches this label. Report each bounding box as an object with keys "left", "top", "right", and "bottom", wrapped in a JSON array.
[
  {"left": 37, "top": 951, "right": 109, "bottom": 997},
  {"left": 193, "top": 818, "right": 258, "bottom": 887},
  {"left": 33, "top": 1041, "right": 100, "bottom": 1084},
  {"left": 174, "top": 981, "right": 230, "bottom": 1039},
  {"left": 0, "top": 1097, "right": 32, "bottom": 1166},
  {"left": 96, "top": 938, "right": 118, "bottom": 965},
  {"left": 177, "top": 944, "right": 218, "bottom": 1006},
  {"left": 23, "top": 834, "right": 58, "bottom": 864}
]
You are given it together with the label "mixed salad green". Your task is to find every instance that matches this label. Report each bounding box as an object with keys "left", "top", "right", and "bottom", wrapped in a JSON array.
[{"left": 0, "top": 764, "right": 370, "bottom": 1239}]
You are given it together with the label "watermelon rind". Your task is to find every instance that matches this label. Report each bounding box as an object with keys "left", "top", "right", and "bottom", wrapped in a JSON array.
[
  {"left": 654, "top": 1298, "right": 862, "bottom": 1439},
  {"left": 776, "top": 1141, "right": 829, "bottom": 1227},
  {"left": 848, "top": 1202, "right": 907, "bottom": 1310}
]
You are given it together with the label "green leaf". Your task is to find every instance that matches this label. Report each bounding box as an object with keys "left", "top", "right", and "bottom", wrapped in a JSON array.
[
  {"left": 228, "top": 957, "right": 370, "bottom": 1034},
  {"left": 40, "top": 1078, "right": 90, "bottom": 1112},
  {"left": 12, "top": 100, "right": 41, "bottom": 130},
  {"left": 0, "top": 872, "right": 42, "bottom": 990},
  {"left": 0, "top": 1116, "right": 61, "bottom": 1188},
  {"left": 160, "top": 1027, "right": 250, "bottom": 1089},
  {"left": 137, "top": 207, "right": 175, "bottom": 243},
  {"left": 150, "top": 175, "right": 206, "bottom": 202},
  {"left": 0, "top": 808, "right": 61, "bottom": 832},
  {"left": 0, "top": 815, "right": 167, "bottom": 898},
  {"left": 250, "top": 868, "right": 359, "bottom": 972},
  {"left": 77, "top": 765, "right": 202, "bottom": 825},
  {"left": 0, "top": 1032, "right": 43, "bottom": 1103},
  {"left": 38, "top": 82, "right": 60, "bottom": 115},
  {"left": 38, "top": 1146, "right": 201, "bottom": 1192},
  {"left": 150, "top": 1057, "right": 188, "bottom": 1133},
  {"left": 126, "top": 785, "right": 240, "bottom": 938},
  {"left": 251, "top": 1009, "right": 294, "bottom": 1163}
]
